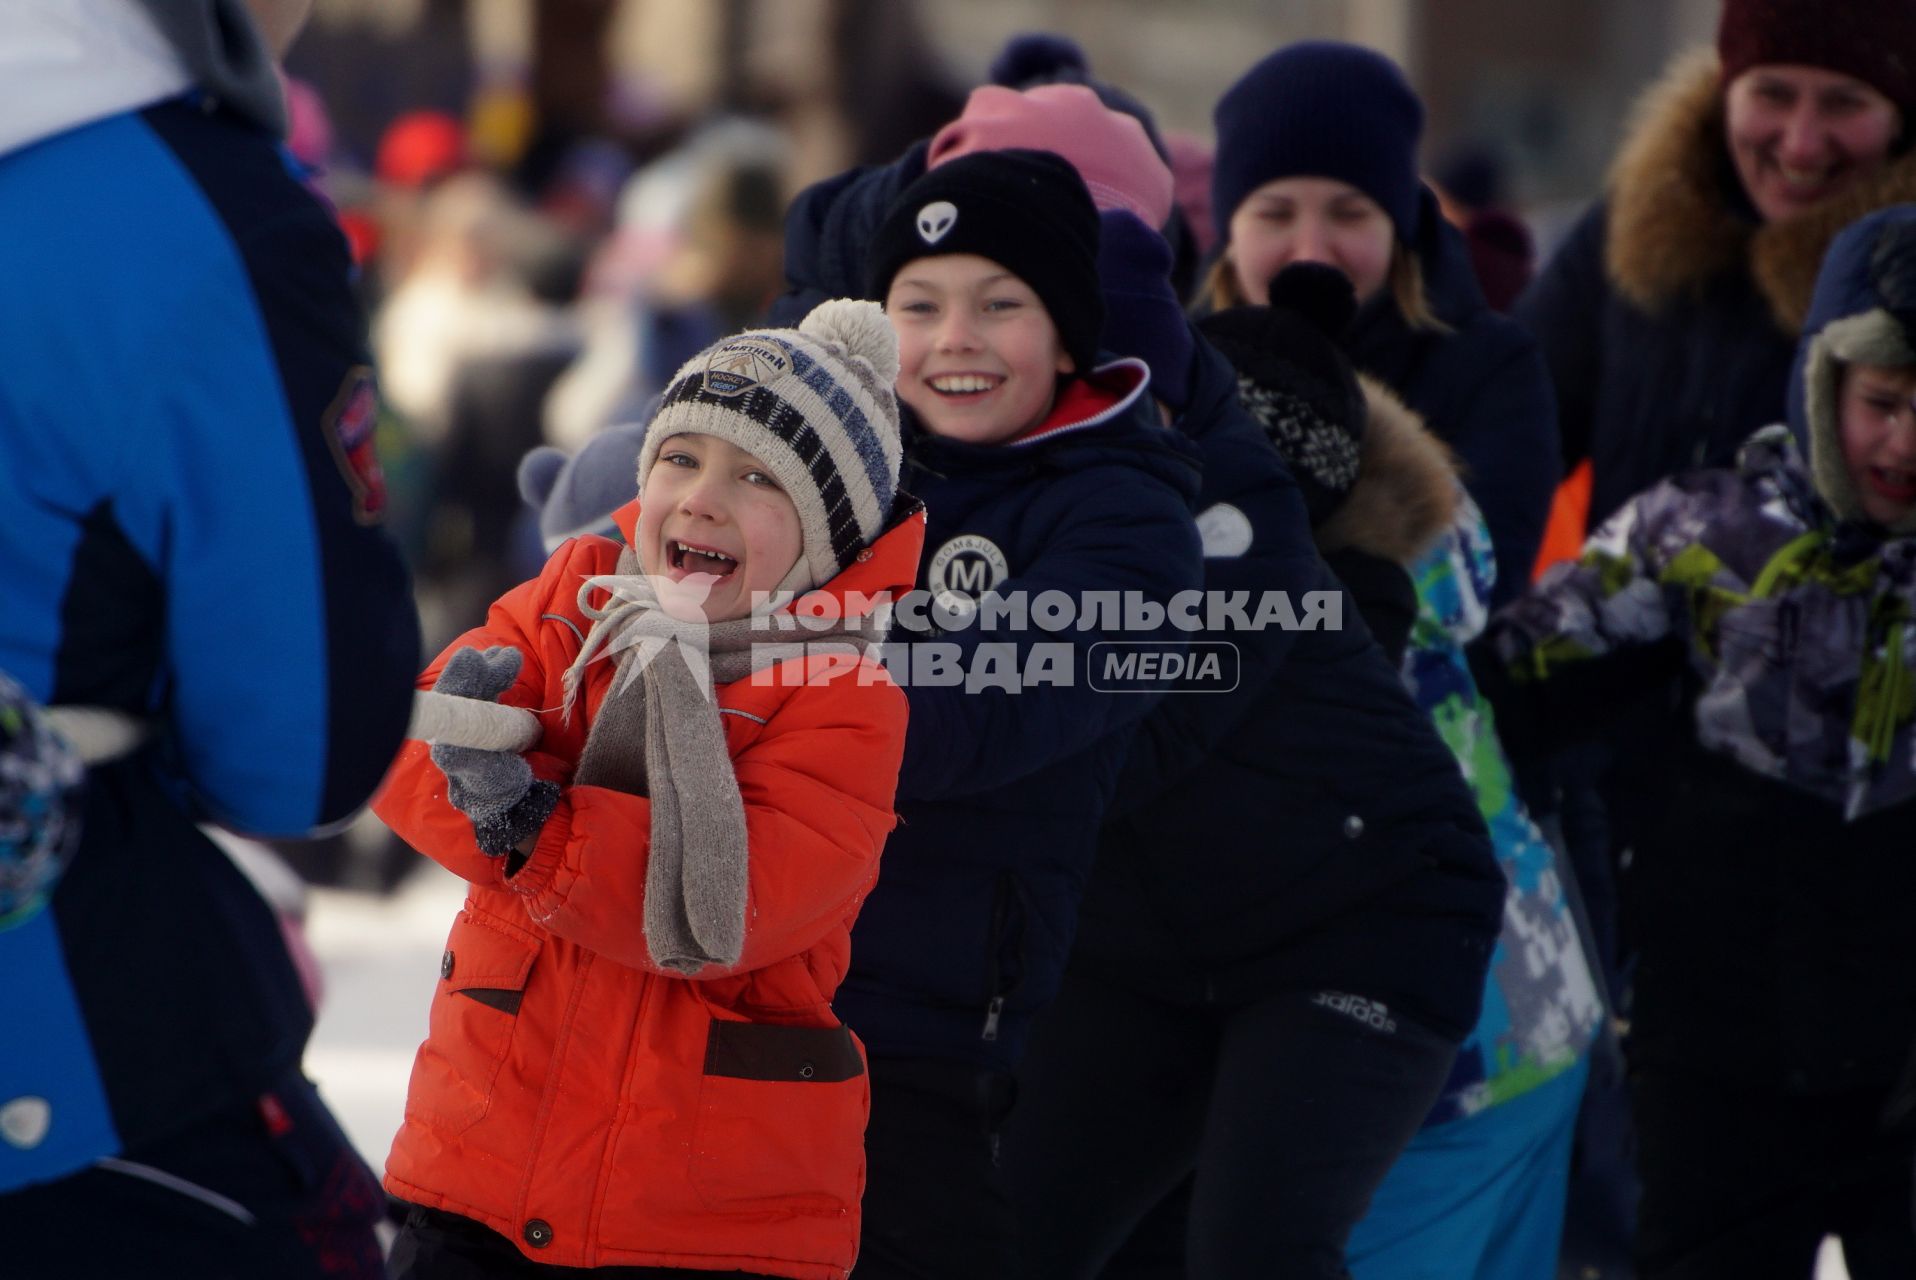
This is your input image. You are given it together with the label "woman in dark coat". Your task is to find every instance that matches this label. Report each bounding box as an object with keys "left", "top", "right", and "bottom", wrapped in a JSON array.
[{"left": 1203, "top": 40, "right": 1560, "bottom": 610}]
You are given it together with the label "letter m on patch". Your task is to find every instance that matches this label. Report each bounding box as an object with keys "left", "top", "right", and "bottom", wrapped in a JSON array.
[{"left": 946, "top": 554, "right": 993, "bottom": 595}]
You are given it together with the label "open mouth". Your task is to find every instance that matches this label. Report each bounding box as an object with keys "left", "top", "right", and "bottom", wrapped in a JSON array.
[
  {"left": 666, "top": 538, "right": 739, "bottom": 579},
  {"left": 1764, "top": 157, "right": 1844, "bottom": 203},
  {"left": 1867, "top": 466, "right": 1916, "bottom": 505},
  {"left": 927, "top": 373, "right": 1004, "bottom": 399}
]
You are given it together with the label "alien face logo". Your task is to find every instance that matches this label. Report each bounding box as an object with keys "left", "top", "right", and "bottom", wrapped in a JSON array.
[{"left": 916, "top": 201, "right": 958, "bottom": 244}]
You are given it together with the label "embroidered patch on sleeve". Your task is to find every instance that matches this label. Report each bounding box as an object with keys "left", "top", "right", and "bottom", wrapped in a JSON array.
[{"left": 321, "top": 365, "right": 387, "bottom": 525}]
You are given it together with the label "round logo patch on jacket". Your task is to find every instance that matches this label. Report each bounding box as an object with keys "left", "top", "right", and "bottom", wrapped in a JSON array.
[{"left": 927, "top": 533, "right": 1008, "bottom": 614}]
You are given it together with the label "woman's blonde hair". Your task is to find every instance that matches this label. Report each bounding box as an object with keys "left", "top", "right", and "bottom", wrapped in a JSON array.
[{"left": 1204, "top": 243, "right": 1450, "bottom": 334}]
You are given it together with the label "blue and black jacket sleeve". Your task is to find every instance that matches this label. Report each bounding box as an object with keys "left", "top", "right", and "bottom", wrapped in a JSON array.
[{"left": 134, "top": 100, "right": 420, "bottom": 833}]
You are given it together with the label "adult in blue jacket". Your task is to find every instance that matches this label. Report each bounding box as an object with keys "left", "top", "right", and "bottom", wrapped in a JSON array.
[
  {"left": 1204, "top": 41, "right": 1559, "bottom": 609},
  {"left": 0, "top": 3, "right": 418, "bottom": 1275}
]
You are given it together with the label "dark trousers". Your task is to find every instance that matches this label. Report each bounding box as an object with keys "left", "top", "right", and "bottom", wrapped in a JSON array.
[
  {"left": 0, "top": 1068, "right": 384, "bottom": 1280},
  {"left": 1633, "top": 1066, "right": 1916, "bottom": 1279},
  {"left": 854, "top": 1056, "right": 1020, "bottom": 1279},
  {"left": 1001, "top": 968, "right": 1458, "bottom": 1280},
  {"left": 388, "top": 1204, "right": 781, "bottom": 1278}
]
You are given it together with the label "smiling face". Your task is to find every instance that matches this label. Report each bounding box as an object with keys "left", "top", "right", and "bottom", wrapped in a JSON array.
[
  {"left": 1226, "top": 176, "right": 1396, "bottom": 306},
  {"left": 636, "top": 433, "right": 803, "bottom": 621},
  {"left": 884, "top": 253, "right": 1074, "bottom": 445},
  {"left": 1838, "top": 362, "right": 1916, "bottom": 526},
  {"left": 1724, "top": 66, "right": 1902, "bottom": 223}
]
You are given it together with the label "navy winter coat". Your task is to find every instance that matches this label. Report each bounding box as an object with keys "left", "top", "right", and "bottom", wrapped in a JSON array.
[
  {"left": 1516, "top": 202, "right": 1794, "bottom": 528},
  {"left": 1075, "top": 341, "right": 1502, "bottom": 1040},
  {"left": 1348, "top": 189, "right": 1558, "bottom": 606},
  {"left": 832, "top": 364, "right": 1206, "bottom": 1072}
]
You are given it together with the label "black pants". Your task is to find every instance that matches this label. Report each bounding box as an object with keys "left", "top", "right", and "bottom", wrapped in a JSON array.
[
  {"left": 854, "top": 1056, "right": 1020, "bottom": 1279},
  {"left": 1633, "top": 1066, "right": 1916, "bottom": 1279},
  {"left": 0, "top": 1067, "right": 384, "bottom": 1280},
  {"left": 1001, "top": 969, "right": 1458, "bottom": 1280},
  {"left": 388, "top": 1204, "right": 782, "bottom": 1278}
]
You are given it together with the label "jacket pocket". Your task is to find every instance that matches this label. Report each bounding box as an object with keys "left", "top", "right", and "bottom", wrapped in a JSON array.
[
  {"left": 687, "top": 1018, "right": 868, "bottom": 1217},
  {"left": 405, "top": 910, "right": 539, "bottom": 1134}
]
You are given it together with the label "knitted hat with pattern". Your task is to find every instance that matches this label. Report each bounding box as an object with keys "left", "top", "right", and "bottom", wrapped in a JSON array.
[{"left": 637, "top": 299, "right": 904, "bottom": 593}]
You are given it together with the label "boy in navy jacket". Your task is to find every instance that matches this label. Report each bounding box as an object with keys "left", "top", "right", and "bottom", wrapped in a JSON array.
[{"left": 819, "top": 150, "right": 1205, "bottom": 1277}]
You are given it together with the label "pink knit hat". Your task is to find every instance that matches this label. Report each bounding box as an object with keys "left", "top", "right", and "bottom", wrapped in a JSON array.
[{"left": 928, "top": 84, "right": 1174, "bottom": 230}]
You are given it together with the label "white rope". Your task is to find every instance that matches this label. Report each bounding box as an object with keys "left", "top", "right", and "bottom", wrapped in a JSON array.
[
  {"left": 408, "top": 690, "right": 541, "bottom": 752},
  {"left": 43, "top": 693, "right": 541, "bottom": 767},
  {"left": 42, "top": 707, "right": 148, "bottom": 766}
]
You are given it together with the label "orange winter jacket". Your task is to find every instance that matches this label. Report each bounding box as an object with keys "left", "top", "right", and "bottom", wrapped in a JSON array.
[{"left": 374, "top": 500, "right": 921, "bottom": 1277}]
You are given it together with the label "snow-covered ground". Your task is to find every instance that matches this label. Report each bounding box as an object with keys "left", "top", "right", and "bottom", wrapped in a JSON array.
[
  {"left": 303, "top": 862, "right": 465, "bottom": 1172},
  {"left": 300, "top": 865, "right": 1855, "bottom": 1280}
]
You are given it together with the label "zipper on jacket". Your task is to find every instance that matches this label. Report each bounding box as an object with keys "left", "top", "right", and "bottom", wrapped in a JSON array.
[{"left": 981, "top": 873, "right": 1019, "bottom": 1042}]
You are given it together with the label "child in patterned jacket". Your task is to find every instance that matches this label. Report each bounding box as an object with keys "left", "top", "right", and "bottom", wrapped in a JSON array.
[{"left": 1484, "top": 206, "right": 1916, "bottom": 1276}]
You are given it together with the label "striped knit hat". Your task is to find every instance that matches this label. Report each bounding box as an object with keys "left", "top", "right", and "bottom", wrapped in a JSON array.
[{"left": 637, "top": 299, "right": 904, "bottom": 594}]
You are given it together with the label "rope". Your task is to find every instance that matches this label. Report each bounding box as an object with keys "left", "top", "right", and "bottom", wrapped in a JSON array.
[
  {"left": 408, "top": 691, "right": 541, "bottom": 752},
  {"left": 41, "top": 707, "right": 148, "bottom": 766},
  {"left": 42, "top": 693, "right": 541, "bottom": 768}
]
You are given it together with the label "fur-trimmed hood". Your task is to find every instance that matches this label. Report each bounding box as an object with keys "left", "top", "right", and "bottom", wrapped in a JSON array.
[
  {"left": 1316, "top": 374, "right": 1459, "bottom": 567},
  {"left": 1605, "top": 50, "right": 1916, "bottom": 334}
]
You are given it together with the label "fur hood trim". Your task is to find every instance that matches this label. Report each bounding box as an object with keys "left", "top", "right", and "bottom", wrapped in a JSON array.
[
  {"left": 1316, "top": 375, "right": 1459, "bottom": 567},
  {"left": 1605, "top": 50, "right": 1916, "bottom": 334}
]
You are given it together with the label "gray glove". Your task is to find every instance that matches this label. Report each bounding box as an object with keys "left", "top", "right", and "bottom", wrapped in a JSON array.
[{"left": 430, "top": 646, "right": 559, "bottom": 856}]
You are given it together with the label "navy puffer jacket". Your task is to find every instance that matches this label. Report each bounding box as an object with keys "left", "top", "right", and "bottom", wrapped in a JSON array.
[
  {"left": 770, "top": 144, "right": 1208, "bottom": 1071},
  {"left": 834, "top": 366, "right": 1205, "bottom": 1070},
  {"left": 1076, "top": 340, "right": 1503, "bottom": 1039}
]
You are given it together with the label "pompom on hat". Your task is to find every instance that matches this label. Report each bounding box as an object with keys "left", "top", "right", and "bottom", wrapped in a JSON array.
[
  {"left": 1717, "top": 0, "right": 1916, "bottom": 120},
  {"left": 637, "top": 299, "right": 905, "bottom": 594}
]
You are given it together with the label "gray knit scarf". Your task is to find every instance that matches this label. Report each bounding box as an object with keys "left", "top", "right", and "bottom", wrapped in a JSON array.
[{"left": 562, "top": 546, "right": 881, "bottom": 974}]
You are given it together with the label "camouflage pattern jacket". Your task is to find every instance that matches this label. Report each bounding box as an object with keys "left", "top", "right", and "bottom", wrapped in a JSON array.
[{"left": 1493, "top": 424, "right": 1916, "bottom": 823}]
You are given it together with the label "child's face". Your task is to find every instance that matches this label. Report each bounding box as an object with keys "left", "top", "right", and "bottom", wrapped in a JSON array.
[
  {"left": 1227, "top": 177, "right": 1394, "bottom": 307},
  {"left": 1838, "top": 363, "right": 1916, "bottom": 526},
  {"left": 638, "top": 433, "right": 803, "bottom": 621},
  {"left": 885, "top": 253, "right": 1074, "bottom": 445}
]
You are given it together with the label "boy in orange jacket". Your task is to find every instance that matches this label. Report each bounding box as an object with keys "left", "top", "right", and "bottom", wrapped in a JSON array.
[{"left": 373, "top": 300, "right": 923, "bottom": 1279}]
